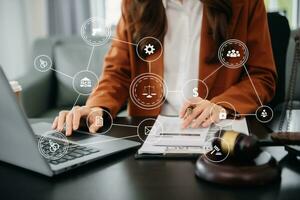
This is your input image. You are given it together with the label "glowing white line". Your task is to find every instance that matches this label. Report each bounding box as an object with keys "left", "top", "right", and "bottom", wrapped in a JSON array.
[
  {"left": 86, "top": 46, "right": 95, "bottom": 71},
  {"left": 72, "top": 95, "right": 81, "bottom": 107},
  {"left": 148, "top": 62, "right": 151, "bottom": 73},
  {"left": 112, "top": 123, "right": 138, "bottom": 128},
  {"left": 50, "top": 68, "right": 73, "bottom": 79},
  {"left": 111, "top": 37, "right": 137, "bottom": 46},
  {"left": 235, "top": 113, "right": 256, "bottom": 116},
  {"left": 80, "top": 135, "right": 139, "bottom": 146},
  {"left": 243, "top": 65, "right": 263, "bottom": 106},
  {"left": 41, "top": 132, "right": 139, "bottom": 147},
  {"left": 202, "top": 65, "right": 223, "bottom": 82}
]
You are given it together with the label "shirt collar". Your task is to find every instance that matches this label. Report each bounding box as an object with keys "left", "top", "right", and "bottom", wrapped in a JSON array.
[
  {"left": 161, "top": 0, "right": 192, "bottom": 9},
  {"left": 162, "top": 0, "right": 184, "bottom": 8},
  {"left": 162, "top": 0, "right": 167, "bottom": 8}
]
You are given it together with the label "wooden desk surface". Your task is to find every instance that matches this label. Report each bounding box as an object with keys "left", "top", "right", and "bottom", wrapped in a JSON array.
[{"left": 0, "top": 117, "right": 299, "bottom": 200}]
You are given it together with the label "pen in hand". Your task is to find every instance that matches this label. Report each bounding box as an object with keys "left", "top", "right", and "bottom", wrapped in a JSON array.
[
  {"left": 183, "top": 106, "right": 194, "bottom": 120},
  {"left": 181, "top": 106, "right": 194, "bottom": 129}
]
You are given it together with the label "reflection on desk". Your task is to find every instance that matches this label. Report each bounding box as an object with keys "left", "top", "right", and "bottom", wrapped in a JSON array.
[{"left": 0, "top": 117, "right": 299, "bottom": 200}]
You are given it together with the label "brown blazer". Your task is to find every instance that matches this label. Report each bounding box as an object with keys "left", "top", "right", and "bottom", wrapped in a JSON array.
[{"left": 86, "top": 0, "right": 276, "bottom": 118}]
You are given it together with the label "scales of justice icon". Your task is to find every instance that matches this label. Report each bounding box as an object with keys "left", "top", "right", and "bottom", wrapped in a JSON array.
[{"left": 142, "top": 85, "right": 157, "bottom": 99}]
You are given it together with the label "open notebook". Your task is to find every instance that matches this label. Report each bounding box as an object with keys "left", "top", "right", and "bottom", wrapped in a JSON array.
[{"left": 137, "top": 115, "right": 249, "bottom": 157}]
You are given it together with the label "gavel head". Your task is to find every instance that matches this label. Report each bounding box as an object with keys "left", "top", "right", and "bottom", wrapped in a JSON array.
[{"left": 212, "top": 131, "right": 261, "bottom": 161}]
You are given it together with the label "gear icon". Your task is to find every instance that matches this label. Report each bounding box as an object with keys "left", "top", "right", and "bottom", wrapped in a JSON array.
[{"left": 144, "top": 44, "right": 155, "bottom": 55}]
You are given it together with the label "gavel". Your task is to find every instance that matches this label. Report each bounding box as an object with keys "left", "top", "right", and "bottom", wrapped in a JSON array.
[{"left": 213, "top": 130, "right": 300, "bottom": 160}]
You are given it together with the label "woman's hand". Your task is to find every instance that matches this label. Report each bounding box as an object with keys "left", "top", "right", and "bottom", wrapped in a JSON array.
[
  {"left": 52, "top": 106, "right": 103, "bottom": 136},
  {"left": 179, "top": 97, "right": 226, "bottom": 129}
]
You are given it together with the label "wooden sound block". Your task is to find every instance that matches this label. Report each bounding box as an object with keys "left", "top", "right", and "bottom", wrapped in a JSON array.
[{"left": 195, "top": 151, "right": 281, "bottom": 186}]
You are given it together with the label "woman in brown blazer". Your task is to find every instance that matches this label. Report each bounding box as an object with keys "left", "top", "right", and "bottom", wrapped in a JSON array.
[{"left": 53, "top": 0, "right": 276, "bottom": 136}]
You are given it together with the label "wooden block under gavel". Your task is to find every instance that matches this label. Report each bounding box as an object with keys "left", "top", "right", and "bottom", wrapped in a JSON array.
[{"left": 195, "top": 131, "right": 300, "bottom": 186}]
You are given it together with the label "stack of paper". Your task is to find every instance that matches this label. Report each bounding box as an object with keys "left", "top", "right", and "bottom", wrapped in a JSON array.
[{"left": 138, "top": 115, "right": 249, "bottom": 155}]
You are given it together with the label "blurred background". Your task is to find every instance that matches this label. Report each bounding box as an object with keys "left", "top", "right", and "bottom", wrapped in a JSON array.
[
  {"left": 0, "top": 0, "right": 122, "bottom": 79},
  {"left": 0, "top": 0, "right": 299, "bottom": 120}
]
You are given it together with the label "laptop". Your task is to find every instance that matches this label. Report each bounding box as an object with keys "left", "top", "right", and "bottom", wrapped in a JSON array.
[{"left": 0, "top": 67, "right": 140, "bottom": 176}]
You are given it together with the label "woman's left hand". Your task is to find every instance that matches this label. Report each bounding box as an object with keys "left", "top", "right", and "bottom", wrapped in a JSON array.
[{"left": 179, "top": 97, "right": 226, "bottom": 129}]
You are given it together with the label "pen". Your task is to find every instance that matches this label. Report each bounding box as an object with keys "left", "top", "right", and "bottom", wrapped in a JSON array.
[{"left": 183, "top": 106, "right": 194, "bottom": 120}]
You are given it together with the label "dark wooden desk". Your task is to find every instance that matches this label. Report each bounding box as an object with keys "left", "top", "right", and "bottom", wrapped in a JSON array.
[{"left": 0, "top": 117, "right": 299, "bottom": 200}]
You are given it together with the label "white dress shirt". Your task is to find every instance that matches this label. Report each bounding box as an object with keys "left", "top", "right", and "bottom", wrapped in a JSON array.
[{"left": 160, "top": 0, "right": 203, "bottom": 116}]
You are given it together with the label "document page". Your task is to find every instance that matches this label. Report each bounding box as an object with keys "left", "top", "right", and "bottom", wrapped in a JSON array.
[
  {"left": 158, "top": 115, "right": 210, "bottom": 135},
  {"left": 138, "top": 115, "right": 249, "bottom": 155},
  {"left": 153, "top": 115, "right": 209, "bottom": 146}
]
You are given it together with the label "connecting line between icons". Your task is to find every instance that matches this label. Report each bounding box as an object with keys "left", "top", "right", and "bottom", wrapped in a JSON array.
[
  {"left": 111, "top": 37, "right": 138, "bottom": 46},
  {"left": 202, "top": 64, "right": 224, "bottom": 82},
  {"left": 243, "top": 65, "right": 263, "bottom": 106},
  {"left": 235, "top": 113, "right": 256, "bottom": 117},
  {"left": 112, "top": 123, "right": 138, "bottom": 128},
  {"left": 79, "top": 134, "right": 139, "bottom": 146},
  {"left": 50, "top": 68, "right": 74, "bottom": 79},
  {"left": 148, "top": 62, "right": 152, "bottom": 73},
  {"left": 72, "top": 94, "right": 81, "bottom": 107},
  {"left": 72, "top": 123, "right": 139, "bottom": 146},
  {"left": 214, "top": 129, "right": 223, "bottom": 138},
  {"left": 42, "top": 134, "right": 139, "bottom": 147},
  {"left": 38, "top": 34, "right": 275, "bottom": 158},
  {"left": 86, "top": 46, "right": 95, "bottom": 71}
]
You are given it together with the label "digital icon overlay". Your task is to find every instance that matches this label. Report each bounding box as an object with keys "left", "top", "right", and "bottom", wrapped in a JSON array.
[
  {"left": 137, "top": 118, "right": 163, "bottom": 144},
  {"left": 219, "top": 108, "right": 227, "bottom": 120},
  {"left": 144, "top": 44, "right": 155, "bottom": 55},
  {"left": 33, "top": 17, "right": 273, "bottom": 155},
  {"left": 38, "top": 131, "right": 69, "bottom": 160},
  {"left": 226, "top": 49, "right": 240, "bottom": 58},
  {"left": 81, "top": 17, "right": 111, "bottom": 46},
  {"left": 130, "top": 73, "right": 168, "bottom": 110},
  {"left": 34, "top": 55, "right": 52, "bottom": 72},
  {"left": 144, "top": 126, "right": 153, "bottom": 135},
  {"left": 192, "top": 87, "right": 199, "bottom": 97},
  {"left": 80, "top": 77, "right": 92, "bottom": 88},
  {"left": 86, "top": 109, "right": 113, "bottom": 135},
  {"left": 95, "top": 116, "right": 104, "bottom": 127},
  {"left": 218, "top": 39, "right": 249, "bottom": 68},
  {"left": 181, "top": 79, "right": 208, "bottom": 103},
  {"left": 203, "top": 137, "right": 230, "bottom": 163},
  {"left": 255, "top": 105, "right": 274, "bottom": 123},
  {"left": 73, "top": 70, "right": 99, "bottom": 95},
  {"left": 136, "top": 37, "right": 163, "bottom": 62},
  {"left": 209, "top": 101, "right": 237, "bottom": 128}
]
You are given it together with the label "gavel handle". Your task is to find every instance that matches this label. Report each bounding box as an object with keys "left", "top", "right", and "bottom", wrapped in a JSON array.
[{"left": 270, "top": 132, "right": 300, "bottom": 145}]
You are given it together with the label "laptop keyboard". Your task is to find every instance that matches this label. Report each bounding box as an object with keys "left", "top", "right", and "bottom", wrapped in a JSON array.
[{"left": 37, "top": 135, "right": 100, "bottom": 165}]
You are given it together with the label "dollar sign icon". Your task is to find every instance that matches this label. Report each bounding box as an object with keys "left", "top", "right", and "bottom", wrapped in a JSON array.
[{"left": 192, "top": 87, "right": 198, "bottom": 97}]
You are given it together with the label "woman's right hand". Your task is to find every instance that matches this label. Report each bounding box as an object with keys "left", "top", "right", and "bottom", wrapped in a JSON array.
[{"left": 52, "top": 106, "right": 103, "bottom": 136}]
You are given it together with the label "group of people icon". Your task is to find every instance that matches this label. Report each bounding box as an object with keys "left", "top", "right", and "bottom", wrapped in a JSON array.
[{"left": 227, "top": 49, "right": 241, "bottom": 58}]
